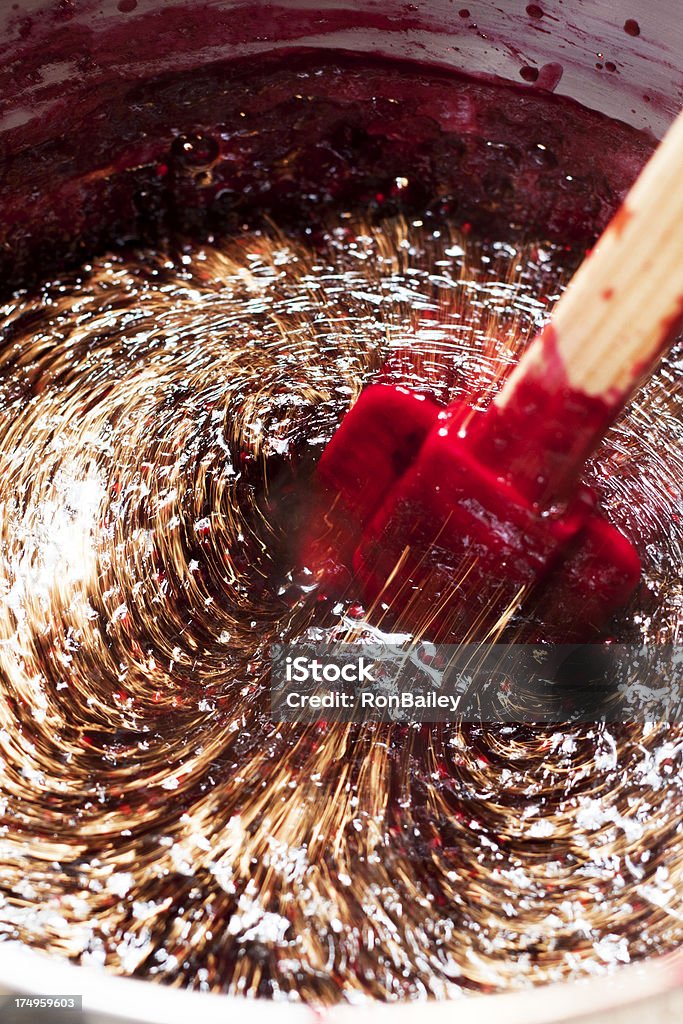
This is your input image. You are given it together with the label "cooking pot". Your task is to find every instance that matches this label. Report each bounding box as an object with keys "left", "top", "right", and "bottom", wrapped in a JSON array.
[{"left": 0, "top": 1, "right": 680, "bottom": 1021}]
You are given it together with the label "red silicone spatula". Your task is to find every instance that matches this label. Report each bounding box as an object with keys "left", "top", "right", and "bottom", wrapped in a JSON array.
[{"left": 311, "top": 108, "right": 683, "bottom": 642}]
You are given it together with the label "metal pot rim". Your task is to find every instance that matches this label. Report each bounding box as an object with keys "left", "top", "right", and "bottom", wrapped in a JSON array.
[{"left": 0, "top": 943, "right": 681, "bottom": 1024}]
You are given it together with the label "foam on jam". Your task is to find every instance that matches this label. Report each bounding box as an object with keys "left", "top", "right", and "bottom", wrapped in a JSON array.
[{"left": 0, "top": 215, "right": 681, "bottom": 1002}]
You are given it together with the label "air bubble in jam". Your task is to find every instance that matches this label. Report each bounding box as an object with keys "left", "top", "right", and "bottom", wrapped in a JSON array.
[
  {"left": 171, "top": 132, "right": 220, "bottom": 169},
  {"left": 0, "top": 58, "right": 680, "bottom": 1005}
]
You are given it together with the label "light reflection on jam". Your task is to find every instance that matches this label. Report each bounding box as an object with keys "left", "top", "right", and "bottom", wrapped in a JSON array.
[{"left": 0, "top": 214, "right": 680, "bottom": 1001}]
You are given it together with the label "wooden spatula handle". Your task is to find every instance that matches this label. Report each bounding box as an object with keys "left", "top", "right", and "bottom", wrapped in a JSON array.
[{"left": 498, "top": 107, "right": 683, "bottom": 409}]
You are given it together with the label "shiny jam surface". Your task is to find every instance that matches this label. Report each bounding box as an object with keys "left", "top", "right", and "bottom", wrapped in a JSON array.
[{"left": 0, "top": 56, "right": 681, "bottom": 1003}]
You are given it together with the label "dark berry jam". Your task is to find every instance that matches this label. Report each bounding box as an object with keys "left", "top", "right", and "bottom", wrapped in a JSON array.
[{"left": 0, "top": 53, "right": 680, "bottom": 1006}]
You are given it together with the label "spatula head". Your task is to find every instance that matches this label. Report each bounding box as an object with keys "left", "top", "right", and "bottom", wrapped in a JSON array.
[{"left": 307, "top": 385, "right": 641, "bottom": 641}]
